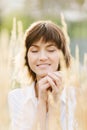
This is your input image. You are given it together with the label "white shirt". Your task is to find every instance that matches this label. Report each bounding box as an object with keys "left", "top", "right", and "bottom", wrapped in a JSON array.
[{"left": 8, "top": 82, "right": 77, "bottom": 130}]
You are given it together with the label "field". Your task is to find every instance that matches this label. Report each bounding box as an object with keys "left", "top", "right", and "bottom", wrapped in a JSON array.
[{"left": 0, "top": 18, "right": 87, "bottom": 130}]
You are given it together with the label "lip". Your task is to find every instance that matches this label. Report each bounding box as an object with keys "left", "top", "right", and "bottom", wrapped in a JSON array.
[{"left": 36, "top": 63, "right": 51, "bottom": 68}]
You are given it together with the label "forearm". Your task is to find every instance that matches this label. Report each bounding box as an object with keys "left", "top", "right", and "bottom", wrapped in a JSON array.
[
  {"left": 37, "top": 100, "right": 47, "bottom": 130},
  {"left": 47, "top": 93, "right": 61, "bottom": 130}
]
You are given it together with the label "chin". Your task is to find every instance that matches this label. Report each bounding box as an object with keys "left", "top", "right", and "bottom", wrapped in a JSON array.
[{"left": 37, "top": 72, "right": 48, "bottom": 78}]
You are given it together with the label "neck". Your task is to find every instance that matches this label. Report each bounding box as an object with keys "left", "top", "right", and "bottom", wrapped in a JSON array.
[
  {"left": 35, "top": 78, "right": 48, "bottom": 113},
  {"left": 35, "top": 76, "right": 45, "bottom": 98},
  {"left": 35, "top": 81, "right": 38, "bottom": 98}
]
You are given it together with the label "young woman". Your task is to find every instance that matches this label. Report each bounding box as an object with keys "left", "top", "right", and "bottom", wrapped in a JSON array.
[{"left": 8, "top": 20, "right": 76, "bottom": 130}]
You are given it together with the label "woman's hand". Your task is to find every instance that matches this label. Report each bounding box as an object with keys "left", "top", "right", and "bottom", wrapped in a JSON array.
[
  {"left": 47, "top": 71, "right": 63, "bottom": 101},
  {"left": 37, "top": 71, "right": 63, "bottom": 102},
  {"left": 37, "top": 76, "right": 50, "bottom": 103},
  {"left": 36, "top": 77, "right": 51, "bottom": 130},
  {"left": 36, "top": 71, "right": 63, "bottom": 108}
]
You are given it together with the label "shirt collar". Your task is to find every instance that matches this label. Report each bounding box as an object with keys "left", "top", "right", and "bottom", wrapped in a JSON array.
[
  {"left": 23, "top": 81, "right": 66, "bottom": 105},
  {"left": 23, "top": 82, "right": 38, "bottom": 106},
  {"left": 24, "top": 82, "right": 36, "bottom": 98}
]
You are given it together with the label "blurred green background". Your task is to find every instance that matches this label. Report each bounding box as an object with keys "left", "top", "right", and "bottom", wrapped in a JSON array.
[{"left": 0, "top": 0, "right": 87, "bottom": 63}]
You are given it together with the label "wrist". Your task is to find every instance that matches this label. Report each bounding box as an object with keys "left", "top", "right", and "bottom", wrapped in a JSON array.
[{"left": 38, "top": 98, "right": 46, "bottom": 105}]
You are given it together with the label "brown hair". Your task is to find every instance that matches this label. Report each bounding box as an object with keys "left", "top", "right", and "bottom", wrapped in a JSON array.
[{"left": 24, "top": 20, "right": 71, "bottom": 81}]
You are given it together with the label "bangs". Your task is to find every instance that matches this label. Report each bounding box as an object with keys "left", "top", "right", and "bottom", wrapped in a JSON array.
[{"left": 25, "top": 21, "right": 63, "bottom": 49}]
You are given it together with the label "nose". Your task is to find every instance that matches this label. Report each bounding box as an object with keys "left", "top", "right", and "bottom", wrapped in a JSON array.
[{"left": 38, "top": 50, "right": 48, "bottom": 61}]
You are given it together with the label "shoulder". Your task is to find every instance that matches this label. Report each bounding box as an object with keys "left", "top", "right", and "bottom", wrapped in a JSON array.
[
  {"left": 8, "top": 82, "right": 35, "bottom": 104},
  {"left": 8, "top": 84, "right": 35, "bottom": 117},
  {"left": 8, "top": 85, "right": 33, "bottom": 102},
  {"left": 8, "top": 88, "right": 25, "bottom": 113},
  {"left": 8, "top": 88, "right": 24, "bottom": 104}
]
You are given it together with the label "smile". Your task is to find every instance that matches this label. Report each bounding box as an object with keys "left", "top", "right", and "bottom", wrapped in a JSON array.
[{"left": 37, "top": 64, "right": 50, "bottom": 68}]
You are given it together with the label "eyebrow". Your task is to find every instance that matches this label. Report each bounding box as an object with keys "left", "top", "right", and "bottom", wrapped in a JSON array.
[
  {"left": 31, "top": 43, "right": 56, "bottom": 47},
  {"left": 30, "top": 45, "right": 39, "bottom": 47},
  {"left": 46, "top": 44, "right": 56, "bottom": 47}
]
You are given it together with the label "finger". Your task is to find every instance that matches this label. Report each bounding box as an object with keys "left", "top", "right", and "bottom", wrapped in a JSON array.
[
  {"left": 46, "top": 76, "right": 58, "bottom": 92},
  {"left": 37, "top": 76, "right": 48, "bottom": 86},
  {"left": 52, "top": 72, "right": 64, "bottom": 91},
  {"left": 47, "top": 73, "right": 61, "bottom": 88},
  {"left": 54, "top": 71, "right": 63, "bottom": 76},
  {"left": 53, "top": 72, "right": 64, "bottom": 89},
  {"left": 41, "top": 82, "right": 50, "bottom": 91},
  {"left": 48, "top": 73, "right": 58, "bottom": 83},
  {"left": 48, "top": 71, "right": 62, "bottom": 81},
  {"left": 53, "top": 71, "right": 63, "bottom": 82},
  {"left": 48, "top": 71, "right": 63, "bottom": 86}
]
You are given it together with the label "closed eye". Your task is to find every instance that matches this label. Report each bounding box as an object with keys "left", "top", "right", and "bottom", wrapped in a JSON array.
[
  {"left": 47, "top": 50, "right": 55, "bottom": 52},
  {"left": 31, "top": 50, "right": 38, "bottom": 53},
  {"left": 47, "top": 45, "right": 57, "bottom": 52},
  {"left": 29, "top": 46, "right": 39, "bottom": 53}
]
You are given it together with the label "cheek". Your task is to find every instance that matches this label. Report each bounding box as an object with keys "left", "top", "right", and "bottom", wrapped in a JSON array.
[
  {"left": 52, "top": 54, "right": 60, "bottom": 68},
  {"left": 28, "top": 58, "right": 33, "bottom": 66},
  {"left": 27, "top": 58, "right": 35, "bottom": 72},
  {"left": 52, "top": 53, "right": 60, "bottom": 62},
  {"left": 27, "top": 53, "right": 33, "bottom": 67},
  {"left": 28, "top": 52, "right": 34, "bottom": 63},
  {"left": 27, "top": 53, "right": 37, "bottom": 69}
]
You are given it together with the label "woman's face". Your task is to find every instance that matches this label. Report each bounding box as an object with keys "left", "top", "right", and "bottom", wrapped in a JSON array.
[{"left": 27, "top": 38, "right": 61, "bottom": 80}]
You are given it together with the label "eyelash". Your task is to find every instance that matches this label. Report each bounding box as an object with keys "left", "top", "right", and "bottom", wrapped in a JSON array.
[
  {"left": 31, "top": 49, "right": 56, "bottom": 53},
  {"left": 31, "top": 50, "right": 55, "bottom": 53},
  {"left": 31, "top": 50, "right": 38, "bottom": 53},
  {"left": 47, "top": 50, "right": 55, "bottom": 52}
]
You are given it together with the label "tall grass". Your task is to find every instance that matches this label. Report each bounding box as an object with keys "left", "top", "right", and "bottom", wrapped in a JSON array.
[
  {"left": 0, "top": 29, "right": 10, "bottom": 129},
  {"left": 0, "top": 17, "right": 87, "bottom": 130}
]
